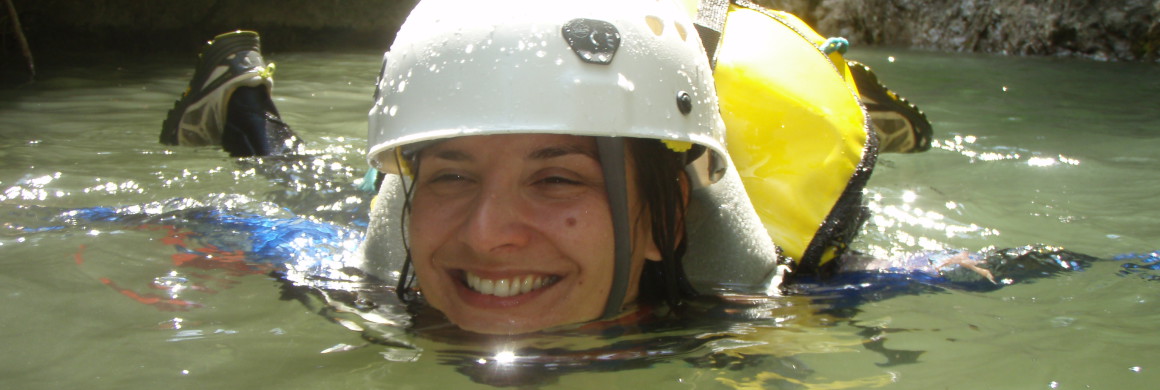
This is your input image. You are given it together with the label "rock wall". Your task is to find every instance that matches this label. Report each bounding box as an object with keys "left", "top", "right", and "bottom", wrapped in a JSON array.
[
  {"left": 2, "top": 0, "right": 419, "bottom": 53},
  {"left": 810, "top": 0, "right": 1160, "bottom": 61}
]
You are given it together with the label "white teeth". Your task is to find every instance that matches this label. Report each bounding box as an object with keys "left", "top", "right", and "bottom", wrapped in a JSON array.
[{"left": 464, "top": 272, "right": 555, "bottom": 297}]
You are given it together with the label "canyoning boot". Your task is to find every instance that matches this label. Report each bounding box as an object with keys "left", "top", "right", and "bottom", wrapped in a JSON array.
[
  {"left": 160, "top": 30, "right": 302, "bottom": 157},
  {"left": 848, "top": 60, "right": 933, "bottom": 153}
]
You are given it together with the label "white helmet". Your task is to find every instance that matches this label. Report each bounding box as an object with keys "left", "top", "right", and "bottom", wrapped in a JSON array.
[{"left": 366, "top": 0, "right": 727, "bottom": 184}]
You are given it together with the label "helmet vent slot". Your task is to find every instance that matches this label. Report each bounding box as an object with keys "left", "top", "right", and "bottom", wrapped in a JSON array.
[
  {"left": 645, "top": 15, "right": 665, "bottom": 36},
  {"left": 674, "top": 22, "right": 688, "bottom": 41}
]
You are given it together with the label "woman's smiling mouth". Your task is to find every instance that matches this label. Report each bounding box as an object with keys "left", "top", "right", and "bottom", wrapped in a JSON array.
[{"left": 463, "top": 271, "right": 560, "bottom": 297}]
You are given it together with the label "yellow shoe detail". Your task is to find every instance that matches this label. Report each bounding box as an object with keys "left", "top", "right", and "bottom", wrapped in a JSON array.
[{"left": 258, "top": 62, "right": 276, "bottom": 80}]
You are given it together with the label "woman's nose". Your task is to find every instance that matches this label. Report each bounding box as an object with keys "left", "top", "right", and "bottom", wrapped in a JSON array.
[{"left": 458, "top": 186, "right": 532, "bottom": 255}]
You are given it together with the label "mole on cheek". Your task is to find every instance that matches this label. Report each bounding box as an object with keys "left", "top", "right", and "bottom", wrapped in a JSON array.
[{"left": 565, "top": 217, "right": 577, "bottom": 227}]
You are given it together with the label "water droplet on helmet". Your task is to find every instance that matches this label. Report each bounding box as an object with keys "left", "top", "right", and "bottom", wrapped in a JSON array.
[{"left": 617, "top": 73, "right": 635, "bottom": 92}]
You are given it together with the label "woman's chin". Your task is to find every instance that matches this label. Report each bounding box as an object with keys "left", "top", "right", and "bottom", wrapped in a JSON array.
[
  {"left": 438, "top": 305, "right": 577, "bottom": 334},
  {"left": 455, "top": 318, "right": 548, "bottom": 335},
  {"left": 431, "top": 275, "right": 588, "bottom": 334}
]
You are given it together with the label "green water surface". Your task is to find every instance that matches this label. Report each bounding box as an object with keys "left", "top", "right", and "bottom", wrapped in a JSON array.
[{"left": 1, "top": 47, "right": 1158, "bottom": 389}]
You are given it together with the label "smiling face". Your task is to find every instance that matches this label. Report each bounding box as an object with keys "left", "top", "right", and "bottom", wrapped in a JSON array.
[{"left": 407, "top": 134, "right": 660, "bottom": 334}]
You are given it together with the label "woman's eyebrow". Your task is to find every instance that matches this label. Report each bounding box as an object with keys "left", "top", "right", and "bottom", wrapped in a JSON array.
[
  {"left": 426, "top": 148, "right": 473, "bottom": 162},
  {"left": 527, "top": 144, "right": 597, "bottom": 160}
]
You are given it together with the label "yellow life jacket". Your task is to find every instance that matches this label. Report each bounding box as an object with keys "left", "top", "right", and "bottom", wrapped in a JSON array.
[{"left": 690, "top": 0, "right": 878, "bottom": 277}]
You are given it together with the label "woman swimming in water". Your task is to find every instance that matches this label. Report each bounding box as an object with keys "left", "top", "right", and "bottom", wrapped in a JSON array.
[{"left": 156, "top": 0, "right": 977, "bottom": 336}]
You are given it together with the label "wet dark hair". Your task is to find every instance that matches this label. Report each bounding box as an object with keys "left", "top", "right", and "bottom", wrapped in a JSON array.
[
  {"left": 627, "top": 138, "right": 698, "bottom": 309},
  {"left": 394, "top": 137, "right": 699, "bottom": 309}
]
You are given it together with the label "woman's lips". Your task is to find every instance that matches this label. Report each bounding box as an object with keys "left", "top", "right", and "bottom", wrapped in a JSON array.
[{"left": 463, "top": 271, "right": 560, "bottom": 298}]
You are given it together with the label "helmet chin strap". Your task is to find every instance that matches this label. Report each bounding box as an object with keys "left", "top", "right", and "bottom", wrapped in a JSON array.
[{"left": 596, "top": 137, "right": 633, "bottom": 320}]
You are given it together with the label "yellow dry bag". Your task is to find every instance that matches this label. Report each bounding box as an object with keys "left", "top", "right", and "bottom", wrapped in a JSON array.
[{"left": 691, "top": 0, "right": 878, "bottom": 276}]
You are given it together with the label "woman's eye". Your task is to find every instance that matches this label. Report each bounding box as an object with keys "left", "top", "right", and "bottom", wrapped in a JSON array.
[
  {"left": 421, "top": 172, "right": 475, "bottom": 194},
  {"left": 430, "top": 173, "right": 468, "bottom": 183},
  {"left": 533, "top": 174, "right": 590, "bottom": 199},
  {"left": 538, "top": 176, "right": 580, "bottom": 186}
]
